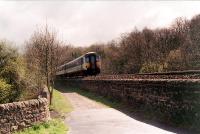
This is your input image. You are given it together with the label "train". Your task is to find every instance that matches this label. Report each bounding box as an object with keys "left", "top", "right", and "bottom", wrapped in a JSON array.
[{"left": 56, "top": 52, "right": 101, "bottom": 77}]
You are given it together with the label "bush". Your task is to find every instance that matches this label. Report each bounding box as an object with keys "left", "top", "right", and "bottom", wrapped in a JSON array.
[
  {"left": 139, "top": 62, "right": 167, "bottom": 73},
  {"left": 0, "top": 78, "right": 12, "bottom": 103},
  {"left": 0, "top": 41, "right": 40, "bottom": 104}
]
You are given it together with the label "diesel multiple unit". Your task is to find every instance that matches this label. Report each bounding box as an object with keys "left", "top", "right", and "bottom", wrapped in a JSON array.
[{"left": 56, "top": 52, "right": 101, "bottom": 77}]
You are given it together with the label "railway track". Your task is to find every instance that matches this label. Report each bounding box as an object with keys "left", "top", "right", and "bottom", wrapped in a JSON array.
[
  {"left": 56, "top": 70, "right": 200, "bottom": 81},
  {"left": 84, "top": 70, "right": 200, "bottom": 80}
]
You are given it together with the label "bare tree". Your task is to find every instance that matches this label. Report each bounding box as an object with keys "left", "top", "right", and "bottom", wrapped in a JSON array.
[{"left": 25, "top": 25, "right": 61, "bottom": 105}]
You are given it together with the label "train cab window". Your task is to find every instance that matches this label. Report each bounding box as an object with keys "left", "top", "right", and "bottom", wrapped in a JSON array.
[
  {"left": 91, "top": 56, "right": 95, "bottom": 63},
  {"left": 85, "top": 57, "right": 89, "bottom": 63}
]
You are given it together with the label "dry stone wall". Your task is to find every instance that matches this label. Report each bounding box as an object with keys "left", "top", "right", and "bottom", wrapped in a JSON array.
[
  {"left": 83, "top": 79, "right": 200, "bottom": 132},
  {"left": 0, "top": 98, "right": 50, "bottom": 134},
  {"left": 58, "top": 78, "right": 200, "bottom": 132}
]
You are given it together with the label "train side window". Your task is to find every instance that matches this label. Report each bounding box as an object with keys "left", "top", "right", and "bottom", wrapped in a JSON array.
[
  {"left": 72, "top": 62, "right": 75, "bottom": 67},
  {"left": 96, "top": 56, "right": 100, "bottom": 61},
  {"left": 79, "top": 58, "right": 82, "bottom": 64},
  {"left": 70, "top": 62, "right": 73, "bottom": 68},
  {"left": 77, "top": 59, "right": 80, "bottom": 65}
]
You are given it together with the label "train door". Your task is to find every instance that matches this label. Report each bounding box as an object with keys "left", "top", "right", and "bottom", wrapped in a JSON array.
[{"left": 89, "top": 55, "right": 96, "bottom": 70}]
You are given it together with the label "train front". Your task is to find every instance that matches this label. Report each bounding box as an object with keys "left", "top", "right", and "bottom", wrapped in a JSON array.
[{"left": 84, "top": 52, "right": 101, "bottom": 75}]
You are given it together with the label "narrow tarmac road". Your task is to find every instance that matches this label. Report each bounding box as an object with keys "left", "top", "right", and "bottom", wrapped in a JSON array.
[{"left": 63, "top": 92, "right": 175, "bottom": 134}]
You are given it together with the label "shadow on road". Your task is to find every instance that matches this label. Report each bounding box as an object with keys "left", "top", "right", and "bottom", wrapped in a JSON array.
[{"left": 55, "top": 82, "right": 197, "bottom": 134}]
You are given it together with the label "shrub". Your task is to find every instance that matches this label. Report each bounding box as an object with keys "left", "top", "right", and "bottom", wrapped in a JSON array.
[
  {"left": 139, "top": 62, "right": 167, "bottom": 73},
  {"left": 0, "top": 41, "right": 40, "bottom": 104},
  {"left": 0, "top": 78, "right": 12, "bottom": 103}
]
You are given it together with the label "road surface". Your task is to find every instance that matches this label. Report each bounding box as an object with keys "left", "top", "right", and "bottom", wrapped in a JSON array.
[{"left": 63, "top": 92, "right": 175, "bottom": 134}]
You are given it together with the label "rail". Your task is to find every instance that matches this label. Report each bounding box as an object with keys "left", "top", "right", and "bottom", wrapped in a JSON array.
[{"left": 84, "top": 70, "right": 200, "bottom": 80}]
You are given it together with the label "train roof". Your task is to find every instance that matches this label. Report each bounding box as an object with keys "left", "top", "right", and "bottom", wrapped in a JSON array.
[
  {"left": 58, "top": 52, "right": 98, "bottom": 68},
  {"left": 85, "top": 52, "right": 97, "bottom": 55}
]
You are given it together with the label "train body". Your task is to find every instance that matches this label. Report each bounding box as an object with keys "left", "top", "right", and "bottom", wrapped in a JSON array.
[{"left": 56, "top": 52, "right": 101, "bottom": 77}]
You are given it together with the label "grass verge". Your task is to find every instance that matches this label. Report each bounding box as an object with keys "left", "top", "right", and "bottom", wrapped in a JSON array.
[
  {"left": 14, "top": 119, "right": 68, "bottom": 134},
  {"left": 50, "top": 89, "right": 73, "bottom": 116}
]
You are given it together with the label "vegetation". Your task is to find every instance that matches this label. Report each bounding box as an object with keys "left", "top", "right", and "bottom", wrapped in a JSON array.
[
  {"left": 0, "top": 41, "right": 40, "bottom": 104},
  {"left": 14, "top": 119, "right": 68, "bottom": 134},
  {"left": 25, "top": 26, "right": 62, "bottom": 105},
  {"left": 0, "top": 78, "right": 12, "bottom": 103},
  {"left": 50, "top": 89, "right": 73, "bottom": 116}
]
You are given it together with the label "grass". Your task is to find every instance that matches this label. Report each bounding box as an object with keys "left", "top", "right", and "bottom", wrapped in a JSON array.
[
  {"left": 50, "top": 89, "right": 73, "bottom": 115},
  {"left": 14, "top": 119, "right": 68, "bottom": 134}
]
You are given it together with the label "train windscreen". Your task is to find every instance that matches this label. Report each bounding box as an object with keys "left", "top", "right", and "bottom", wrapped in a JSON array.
[{"left": 90, "top": 55, "right": 95, "bottom": 69}]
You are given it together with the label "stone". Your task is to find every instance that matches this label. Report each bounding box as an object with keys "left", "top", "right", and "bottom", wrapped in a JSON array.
[
  {"left": 0, "top": 98, "right": 49, "bottom": 133},
  {"left": 11, "top": 126, "right": 18, "bottom": 131}
]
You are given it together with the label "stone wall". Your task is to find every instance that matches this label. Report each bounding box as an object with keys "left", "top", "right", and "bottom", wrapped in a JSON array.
[
  {"left": 0, "top": 98, "right": 50, "bottom": 134},
  {"left": 58, "top": 78, "right": 200, "bottom": 132},
  {"left": 84, "top": 79, "right": 200, "bottom": 131}
]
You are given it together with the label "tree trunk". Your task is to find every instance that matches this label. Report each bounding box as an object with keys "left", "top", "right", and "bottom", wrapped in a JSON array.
[{"left": 49, "top": 88, "right": 53, "bottom": 105}]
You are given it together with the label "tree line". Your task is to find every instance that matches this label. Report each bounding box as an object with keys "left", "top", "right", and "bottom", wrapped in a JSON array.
[
  {"left": 58, "top": 15, "right": 200, "bottom": 74},
  {"left": 1, "top": 14, "right": 200, "bottom": 104}
]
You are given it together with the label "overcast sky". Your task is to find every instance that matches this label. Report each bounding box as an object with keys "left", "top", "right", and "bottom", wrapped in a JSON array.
[{"left": 0, "top": 1, "right": 200, "bottom": 47}]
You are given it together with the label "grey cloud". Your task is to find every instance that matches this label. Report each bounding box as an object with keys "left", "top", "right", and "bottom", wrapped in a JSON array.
[{"left": 0, "top": 1, "right": 200, "bottom": 47}]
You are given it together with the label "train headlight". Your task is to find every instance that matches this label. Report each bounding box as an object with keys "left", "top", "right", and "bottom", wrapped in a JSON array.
[{"left": 85, "top": 63, "right": 90, "bottom": 69}]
